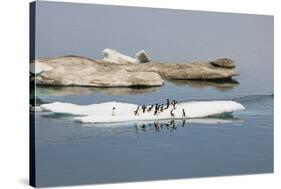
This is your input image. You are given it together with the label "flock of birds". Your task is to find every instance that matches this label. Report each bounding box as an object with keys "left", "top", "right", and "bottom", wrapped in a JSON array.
[
  {"left": 112, "top": 99, "right": 187, "bottom": 118},
  {"left": 110, "top": 99, "right": 189, "bottom": 131}
]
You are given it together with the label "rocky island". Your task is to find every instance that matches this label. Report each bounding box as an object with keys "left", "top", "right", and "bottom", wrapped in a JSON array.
[{"left": 30, "top": 49, "right": 239, "bottom": 87}]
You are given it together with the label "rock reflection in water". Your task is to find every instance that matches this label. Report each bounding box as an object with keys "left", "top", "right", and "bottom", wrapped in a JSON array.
[
  {"left": 170, "top": 79, "right": 239, "bottom": 91},
  {"left": 34, "top": 79, "right": 238, "bottom": 97},
  {"left": 35, "top": 85, "right": 161, "bottom": 96}
]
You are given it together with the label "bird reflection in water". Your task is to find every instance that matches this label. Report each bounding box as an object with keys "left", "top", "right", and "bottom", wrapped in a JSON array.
[{"left": 135, "top": 119, "right": 187, "bottom": 134}]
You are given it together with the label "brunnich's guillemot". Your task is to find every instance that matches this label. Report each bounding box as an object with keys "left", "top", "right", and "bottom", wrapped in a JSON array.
[
  {"left": 112, "top": 107, "right": 116, "bottom": 116},
  {"left": 172, "top": 100, "right": 178, "bottom": 109},
  {"left": 134, "top": 106, "right": 139, "bottom": 116},
  {"left": 154, "top": 108, "right": 158, "bottom": 115},
  {"left": 165, "top": 99, "right": 170, "bottom": 109},
  {"left": 147, "top": 105, "right": 154, "bottom": 112},
  {"left": 170, "top": 109, "right": 175, "bottom": 117},
  {"left": 142, "top": 105, "right": 147, "bottom": 113},
  {"left": 160, "top": 104, "right": 164, "bottom": 112},
  {"left": 154, "top": 104, "right": 159, "bottom": 115},
  {"left": 182, "top": 109, "right": 186, "bottom": 117}
]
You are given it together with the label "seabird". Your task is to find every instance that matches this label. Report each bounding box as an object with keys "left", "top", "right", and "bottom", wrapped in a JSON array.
[
  {"left": 165, "top": 99, "right": 170, "bottom": 109},
  {"left": 170, "top": 109, "right": 175, "bottom": 117},
  {"left": 160, "top": 104, "right": 164, "bottom": 112},
  {"left": 154, "top": 104, "right": 159, "bottom": 115},
  {"left": 142, "top": 105, "right": 146, "bottom": 113},
  {"left": 182, "top": 109, "right": 186, "bottom": 117},
  {"left": 172, "top": 100, "right": 177, "bottom": 109},
  {"left": 154, "top": 108, "right": 158, "bottom": 115},
  {"left": 134, "top": 106, "right": 139, "bottom": 115},
  {"left": 155, "top": 103, "right": 159, "bottom": 110},
  {"left": 112, "top": 107, "right": 116, "bottom": 116},
  {"left": 147, "top": 105, "right": 154, "bottom": 111}
]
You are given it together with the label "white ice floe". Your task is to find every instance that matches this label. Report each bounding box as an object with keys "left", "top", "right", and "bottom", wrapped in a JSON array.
[{"left": 40, "top": 101, "right": 245, "bottom": 123}]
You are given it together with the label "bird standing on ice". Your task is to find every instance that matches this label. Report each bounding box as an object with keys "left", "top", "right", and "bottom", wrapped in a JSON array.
[
  {"left": 112, "top": 107, "right": 116, "bottom": 116},
  {"left": 142, "top": 105, "right": 146, "bottom": 113},
  {"left": 134, "top": 106, "right": 140, "bottom": 116},
  {"left": 165, "top": 99, "right": 170, "bottom": 109},
  {"left": 182, "top": 109, "right": 186, "bottom": 117},
  {"left": 147, "top": 105, "right": 153, "bottom": 112},
  {"left": 170, "top": 109, "right": 175, "bottom": 117},
  {"left": 172, "top": 100, "right": 178, "bottom": 109}
]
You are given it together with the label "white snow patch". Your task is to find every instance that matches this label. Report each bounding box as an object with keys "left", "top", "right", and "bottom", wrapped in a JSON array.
[
  {"left": 30, "top": 61, "right": 53, "bottom": 75},
  {"left": 102, "top": 48, "right": 136, "bottom": 64}
]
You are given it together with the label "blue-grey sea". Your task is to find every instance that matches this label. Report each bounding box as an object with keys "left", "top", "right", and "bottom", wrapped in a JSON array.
[
  {"left": 34, "top": 80, "right": 273, "bottom": 187},
  {"left": 32, "top": 2, "right": 273, "bottom": 187}
]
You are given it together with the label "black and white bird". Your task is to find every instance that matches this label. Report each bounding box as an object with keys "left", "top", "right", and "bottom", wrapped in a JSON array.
[
  {"left": 141, "top": 105, "right": 147, "bottom": 113},
  {"left": 172, "top": 100, "right": 178, "bottom": 109},
  {"left": 134, "top": 106, "right": 140, "bottom": 116},
  {"left": 160, "top": 104, "right": 164, "bottom": 112},
  {"left": 165, "top": 99, "right": 170, "bottom": 109},
  {"left": 147, "top": 105, "right": 154, "bottom": 112},
  {"left": 112, "top": 107, "right": 116, "bottom": 116},
  {"left": 182, "top": 109, "right": 186, "bottom": 117},
  {"left": 154, "top": 104, "right": 159, "bottom": 115},
  {"left": 170, "top": 109, "right": 175, "bottom": 117}
]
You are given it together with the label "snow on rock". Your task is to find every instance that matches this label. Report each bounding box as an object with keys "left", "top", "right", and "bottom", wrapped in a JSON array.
[
  {"left": 30, "top": 61, "right": 53, "bottom": 75},
  {"left": 102, "top": 48, "right": 136, "bottom": 64},
  {"left": 135, "top": 50, "right": 150, "bottom": 63}
]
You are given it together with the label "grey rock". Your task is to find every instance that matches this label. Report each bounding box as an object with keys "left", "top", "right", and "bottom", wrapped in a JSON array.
[
  {"left": 32, "top": 55, "right": 239, "bottom": 87},
  {"left": 210, "top": 58, "right": 236, "bottom": 69},
  {"left": 34, "top": 55, "right": 163, "bottom": 87}
]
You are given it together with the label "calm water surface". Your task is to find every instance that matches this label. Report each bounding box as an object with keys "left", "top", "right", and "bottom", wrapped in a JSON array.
[
  {"left": 34, "top": 81, "right": 273, "bottom": 187},
  {"left": 33, "top": 2, "right": 273, "bottom": 187}
]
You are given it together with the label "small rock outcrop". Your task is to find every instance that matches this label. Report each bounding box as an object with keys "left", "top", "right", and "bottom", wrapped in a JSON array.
[{"left": 210, "top": 58, "right": 235, "bottom": 69}]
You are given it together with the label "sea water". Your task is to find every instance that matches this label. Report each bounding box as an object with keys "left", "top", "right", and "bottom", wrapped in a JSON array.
[
  {"left": 33, "top": 82, "right": 273, "bottom": 187},
  {"left": 33, "top": 2, "right": 273, "bottom": 187}
]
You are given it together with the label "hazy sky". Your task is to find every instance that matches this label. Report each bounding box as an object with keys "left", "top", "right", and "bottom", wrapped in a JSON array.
[{"left": 35, "top": 1, "right": 273, "bottom": 62}]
